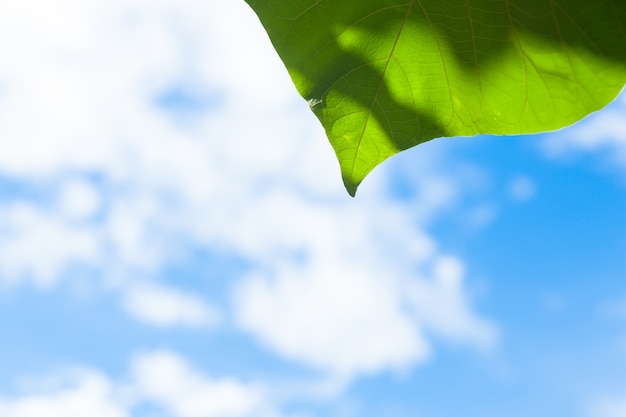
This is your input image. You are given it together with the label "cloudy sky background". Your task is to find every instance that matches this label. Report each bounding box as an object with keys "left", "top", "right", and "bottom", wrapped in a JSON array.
[{"left": 0, "top": 1, "right": 625, "bottom": 416}]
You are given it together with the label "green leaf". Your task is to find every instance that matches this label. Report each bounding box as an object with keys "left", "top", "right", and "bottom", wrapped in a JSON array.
[{"left": 245, "top": 0, "right": 626, "bottom": 196}]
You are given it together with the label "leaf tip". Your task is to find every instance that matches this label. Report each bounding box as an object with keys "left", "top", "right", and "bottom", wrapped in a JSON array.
[{"left": 342, "top": 176, "right": 359, "bottom": 197}]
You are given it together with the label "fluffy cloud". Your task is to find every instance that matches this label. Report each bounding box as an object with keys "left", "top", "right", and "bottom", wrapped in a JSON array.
[
  {"left": 122, "top": 283, "right": 220, "bottom": 328},
  {"left": 0, "top": 201, "right": 101, "bottom": 288},
  {"left": 130, "top": 351, "right": 277, "bottom": 417},
  {"left": 233, "top": 196, "right": 496, "bottom": 379},
  {"left": 236, "top": 261, "right": 429, "bottom": 378},
  {"left": 0, "top": 0, "right": 333, "bottom": 286},
  {"left": 0, "top": 352, "right": 282, "bottom": 417},
  {"left": 542, "top": 89, "right": 626, "bottom": 168},
  {"left": 0, "top": 0, "right": 495, "bottom": 379},
  {"left": 0, "top": 370, "right": 127, "bottom": 417}
]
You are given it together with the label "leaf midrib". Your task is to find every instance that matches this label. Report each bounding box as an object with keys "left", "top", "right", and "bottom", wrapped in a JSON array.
[{"left": 349, "top": 0, "right": 416, "bottom": 182}]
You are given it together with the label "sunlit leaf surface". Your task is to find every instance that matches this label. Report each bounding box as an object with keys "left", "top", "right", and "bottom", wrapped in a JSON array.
[{"left": 245, "top": 0, "right": 626, "bottom": 195}]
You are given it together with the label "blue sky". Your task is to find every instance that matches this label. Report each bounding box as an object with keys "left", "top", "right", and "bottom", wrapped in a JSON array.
[{"left": 0, "top": 1, "right": 625, "bottom": 417}]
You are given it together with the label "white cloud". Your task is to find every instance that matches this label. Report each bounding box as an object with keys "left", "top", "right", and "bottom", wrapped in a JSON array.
[
  {"left": 0, "top": 370, "right": 128, "bottom": 417},
  {"left": 122, "top": 283, "right": 220, "bottom": 328},
  {"left": 0, "top": 202, "right": 100, "bottom": 288},
  {"left": 0, "top": 352, "right": 284, "bottom": 417},
  {"left": 58, "top": 179, "right": 102, "bottom": 222},
  {"left": 0, "top": 0, "right": 334, "bottom": 284},
  {"left": 235, "top": 263, "right": 430, "bottom": 379},
  {"left": 405, "top": 256, "right": 496, "bottom": 348},
  {"left": 233, "top": 195, "right": 496, "bottom": 379},
  {"left": 0, "top": 0, "right": 496, "bottom": 378},
  {"left": 130, "top": 351, "right": 277, "bottom": 417},
  {"left": 542, "top": 89, "right": 626, "bottom": 169}
]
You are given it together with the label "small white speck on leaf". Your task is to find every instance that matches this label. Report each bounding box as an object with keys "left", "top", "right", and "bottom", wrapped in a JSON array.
[{"left": 307, "top": 98, "right": 323, "bottom": 111}]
